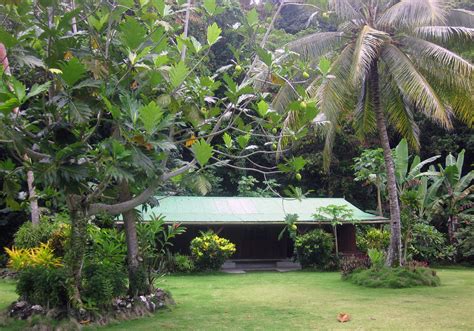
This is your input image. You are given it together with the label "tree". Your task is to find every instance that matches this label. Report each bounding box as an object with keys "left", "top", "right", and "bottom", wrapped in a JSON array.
[
  {"left": 0, "top": 0, "right": 312, "bottom": 307},
  {"left": 313, "top": 204, "right": 354, "bottom": 255},
  {"left": 0, "top": 43, "right": 39, "bottom": 225},
  {"left": 274, "top": 0, "right": 474, "bottom": 265}
]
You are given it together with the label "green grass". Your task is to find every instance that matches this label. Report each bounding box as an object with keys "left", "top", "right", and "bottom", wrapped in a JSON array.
[{"left": 1, "top": 268, "right": 474, "bottom": 330}]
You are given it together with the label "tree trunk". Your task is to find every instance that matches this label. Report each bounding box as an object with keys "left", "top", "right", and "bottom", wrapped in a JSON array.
[
  {"left": 119, "top": 181, "right": 146, "bottom": 296},
  {"left": 447, "top": 215, "right": 457, "bottom": 244},
  {"left": 333, "top": 225, "right": 339, "bottom": 256},
  {"left": 1, "top": 44, "right": 41, "bottom": 226},
  {"left": 27, "top": 168, "right": 40, "bottom": 225},
  {"left": 65, "top": 195, "right": 88, "bottom": 309},
  {"left": 370, "top": 62, "right": 402, "bottom": 266},
  {"left": 403, "top": 225, "right": 411, "bottom": 263},
  {"left": 376, "top": 183, "right": 383, "bottom": 217}
]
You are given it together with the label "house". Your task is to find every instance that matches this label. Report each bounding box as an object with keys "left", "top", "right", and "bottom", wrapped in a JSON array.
[{"left": 139, "top": 196, "right": 389, "bottom": 263}]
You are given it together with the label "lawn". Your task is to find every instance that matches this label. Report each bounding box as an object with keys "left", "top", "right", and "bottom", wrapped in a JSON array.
[{"left": 1, "top": 268, "right": 474, "bottom": 330}]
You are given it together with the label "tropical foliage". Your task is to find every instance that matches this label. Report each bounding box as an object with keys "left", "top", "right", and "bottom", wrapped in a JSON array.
[
  {"left": 0, "top": 0, "right": 313, "bottom": 308},
  {"left": 293, "top": 228, "right": 336, "bottom": 270},
  {"left": 272, "top": 0, "right": 474, "bottom": 265},
  {"left": 190, "top": 231, "right": 236, "bottom": 271}
]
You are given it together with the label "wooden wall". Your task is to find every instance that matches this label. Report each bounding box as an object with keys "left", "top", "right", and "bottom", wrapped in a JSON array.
[{"left": 169, "top": 223, "right": 359, "bottom": 260}]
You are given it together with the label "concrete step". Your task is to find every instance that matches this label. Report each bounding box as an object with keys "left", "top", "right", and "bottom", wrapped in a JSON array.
[{"left": 221, "top": 259, "right": 301, "bottom": 272}]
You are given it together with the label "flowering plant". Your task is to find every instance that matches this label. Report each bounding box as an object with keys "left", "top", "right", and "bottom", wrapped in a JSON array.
[{"left": 190, "top": 231, "right": 236, "bottom": 271}]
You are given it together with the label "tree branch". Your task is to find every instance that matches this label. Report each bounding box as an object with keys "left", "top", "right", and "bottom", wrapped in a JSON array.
[{"left": 88, "top": 160, "right": 197, "bottom": 215}]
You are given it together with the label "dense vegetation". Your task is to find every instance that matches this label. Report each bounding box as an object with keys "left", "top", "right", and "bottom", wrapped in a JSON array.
[{"left": 0, "top": 0, "right": 472, "bottom": 326}]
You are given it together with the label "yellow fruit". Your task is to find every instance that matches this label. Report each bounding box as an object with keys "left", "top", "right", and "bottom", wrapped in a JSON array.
[
  {"left": 291, "top": 224, "right": 297, "bottom": 230},
  {"left": 235, "top": 64, "right": 242, "bottom": 72},
  {"left": 272, "top": 143, "right": 277, "bottom": 151},
  {"left": 302, "top": 71, "right": 310, "bottom": 78},
  {"left": 300, "top": 101, "right": 307, "bottom": 109},
  {"left": 295, "top": 173, "right": 302, "bottom": 181},
  {"left": 272, "top": 128, "right": 278, "bottom": 134}
]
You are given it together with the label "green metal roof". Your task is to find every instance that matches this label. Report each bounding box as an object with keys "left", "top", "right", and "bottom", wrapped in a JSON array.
[{"left": 139, "top": 196, "right": 389, "bottom": 224}]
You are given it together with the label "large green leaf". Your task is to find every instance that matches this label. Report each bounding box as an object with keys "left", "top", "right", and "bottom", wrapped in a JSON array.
[
  {"left": 60, "top": 58, "right": 87, "bottom": 86},
  {"left": 223, "top": 132, "right": 233, "bottom": 149},
  {"left": 394, "top": 138, "right": 408, "bottom": 185},
  {"left": 207, "top": 22, "right": 222, "bottom": 46},
  {"left": 203, "top": 0, "right": 216, "bottom": 15},
  {"left": 26, "top": 82, "right": 51, "bottom": 100},
  {"left": 0, "top": 98, "right": 20, "bottom": 114},
  {"left": 236, "top": 133, "right": 250, "bottom": 149},
  {"left": 192, "top": 139, "right": 213, "bottom": 167},
  {"left": 0, "top": 28, "right": 18, "bottom": 48},
  {"left": 456, "top": 149, "right": 465, "bottom": 175},
  {"left": 444, "top": 165, "right": 459, "bottom": 187},
  {"left": 289, "top": 156, "right": 307, "bottom": 172},
  {"left": 139, "top": 101, "right": 163, "bottom": 134},
  {"left": 119, "top": 17, "right": 147, "bottom": 50},
  {"left": 10, "top": 78, "right": 26, "bottom": 103},
  {"left": 318, "top": 57, "right": 331, "bottom": 75},
  {"left": 256, "top": 100, "right": 269, "bottom": 117},
  {"left": 169, "top": 61, "right": 188, "bottom": 88},
  {"left": 246, "top": 8, "right": 258, "bottom": 26},
  {"left": 409, "top": 155, "right": 441, "bottom": 179}
]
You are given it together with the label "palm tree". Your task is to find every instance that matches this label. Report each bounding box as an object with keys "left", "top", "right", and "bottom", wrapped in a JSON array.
[{"left": 274, "top": 0, "right": 474, "bottom": 265}]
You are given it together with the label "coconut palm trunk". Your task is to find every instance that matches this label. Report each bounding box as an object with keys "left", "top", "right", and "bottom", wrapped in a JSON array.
[{"left": 370, "top": 62, "right": 402, "bottom": 266}]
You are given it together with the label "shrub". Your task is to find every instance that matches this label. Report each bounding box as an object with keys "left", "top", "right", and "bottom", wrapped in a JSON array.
[
  {"left": 82, "top": 262, "right": 128, "bottom": 308},
  {"left": 173, "top": 254, "right": 195, "bottom": 273},
  {"left": 48, "top": 223, "right": 70, "bottom": 257},
  {"left": 340, "top": 255, "right": 370, "bottom": 277},
  {"left": 294, "top": 229, "right": 336, "bottom": 270},
  {"left": 82, "top": 227, "right": 128, "bottom": 307},
  {"left": 5, "top": 243, "right": 62, "bottom": 271},
  {"left": 191, "top": 231, "right": 236, "bottom": 271},
  {"left": 346, "top": 267, "right": 440, "bottom": 288},
  {"left": 13, "top": 219, "right": 57, "bottom": 249},
  {"left": 408, "top": 223, "right": 450, "bottom": 263},
  {"left": 455, "top": 223, "right": 474, "bottom": 264},
  {"left": 137, "top": 216, "right": 186, "bottom": 292},
  {"left": 13, "top": 215, "right": 69, "bottom": 254},
  {"left": 368, "top": 248, "right": 385, "bottom": 270},
  {"left": 356, "top": 227, "right": 390, "bottom": 252},
  {"left": 16, "top": 266, "right": 68, "bottom": 308}
]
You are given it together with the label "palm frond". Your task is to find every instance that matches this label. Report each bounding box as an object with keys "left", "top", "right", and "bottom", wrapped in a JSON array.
[
  {"left": 311, "top": 43, "right": 356, "bottom": 170},
  {"left": 329, "top": 0, "right": 364, "bottom": 21},
  {"left": 400, "top": 36, "right": 473, "bottom": 82},
  {"left": 412, "top": 26, "right": 474, "bottom": 42},
  {"left": 287, "top": 32, "right": 344, "bottom": 62},
  {"left": 381, "top": 44, "right": 452, "bottom": 129},
  {"left": 433, "top": 83, "right": 474, "bottom": 128},
  {"left": 272, "top": 82, "right": 299, "bottom": 113},
  {"left": 377, "top": 0, "right": 448, "bottom": 28},
  {"left": 351, "top": 25, "right": 388, "bottom": 86},
  {"left": 383, "top": 78, "right": 421, "bottom": 149},
  {"left": 353, "top": 76, "right": 377, "bottom": 138},
  {"left": 446, "top": 8, "right": 474, "bottom": 28},
  {"left": 188, "top": 173, "right": 212, "bottom": 196},
  {"left": 312, "top": 43, "right": 355, "bottom": 124}
]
